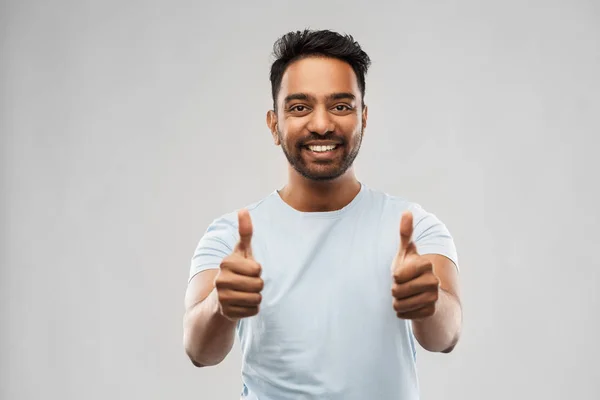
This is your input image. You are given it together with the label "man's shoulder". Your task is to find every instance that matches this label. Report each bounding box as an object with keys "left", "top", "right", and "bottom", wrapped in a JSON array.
[
  {"left": 207, "top": 191, "right": 278, "bottom": 229},
  {"left": 361, "top": 184, "right": 419, "bottom": 213},
  {"left": 360, "top": 184, "right": 442, "bottom": 232}
]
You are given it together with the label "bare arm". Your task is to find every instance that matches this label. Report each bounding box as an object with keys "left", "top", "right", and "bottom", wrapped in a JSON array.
[
  {"left": 391, "top": 211, "right": 462, "bottom": 353},
  {"left": 411, "top": 254, "right": 462, "bottom": 353},
  {"left": 183, "top": 209, "right": 263, "bottom": 367},
  {"left": 183, "top": 270, "right": 237, "bottom": 367}
]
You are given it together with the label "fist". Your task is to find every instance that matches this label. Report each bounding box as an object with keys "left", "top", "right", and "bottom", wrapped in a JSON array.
[
  {"left": 391, "top": 211, "right": 440, "bottom": 320},
  {"left": 214, "top": 209, "right": 264, "bottom": 321}
]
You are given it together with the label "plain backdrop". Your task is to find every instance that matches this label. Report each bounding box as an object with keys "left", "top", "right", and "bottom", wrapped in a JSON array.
[{"left": 2, "top": 0, "right": 599, "bottom": 399}]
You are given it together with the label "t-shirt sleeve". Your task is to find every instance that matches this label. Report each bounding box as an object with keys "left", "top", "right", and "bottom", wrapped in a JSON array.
[
  {"left": 188, "top": 215, "right": 238, "bottom": 282},
  {"left": 409, "top": 203, "right": 459, "bottom": 271}
]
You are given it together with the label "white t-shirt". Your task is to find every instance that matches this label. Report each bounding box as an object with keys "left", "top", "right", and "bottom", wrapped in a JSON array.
[{"left": 189, "top": 182, "right": 459, "bottom": 400}]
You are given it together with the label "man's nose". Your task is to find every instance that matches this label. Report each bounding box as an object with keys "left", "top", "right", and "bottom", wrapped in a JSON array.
[{"left": 306, "top": 107, "right": 335, "bottom": 135}]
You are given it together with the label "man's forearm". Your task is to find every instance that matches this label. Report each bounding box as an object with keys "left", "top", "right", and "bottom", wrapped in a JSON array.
[
  {"left": 411, "top": 288, "right": 462, "bottom": 353},
  {"left": 183, "top": 288, "right": 238, "bottom": 366}
]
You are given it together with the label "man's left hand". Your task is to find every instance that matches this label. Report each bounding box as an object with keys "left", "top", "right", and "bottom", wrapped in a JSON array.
[{"left": 391, "top": 211, "right": 441, "bottom": 320}]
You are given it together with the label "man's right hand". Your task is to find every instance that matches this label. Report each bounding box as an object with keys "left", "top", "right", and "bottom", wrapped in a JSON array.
[{"left": 214, "top": 209, "right": 264, "bottom": 321}]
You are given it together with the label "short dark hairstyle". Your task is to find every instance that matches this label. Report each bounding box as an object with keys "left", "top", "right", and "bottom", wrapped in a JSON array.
[{"left": 269, "top": 29, "right": 372, "bottom": 110}]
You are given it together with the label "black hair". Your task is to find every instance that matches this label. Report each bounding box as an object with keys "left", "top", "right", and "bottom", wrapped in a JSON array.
[{"left": 269, "top": 29, "right": 371, "bottom": 110}]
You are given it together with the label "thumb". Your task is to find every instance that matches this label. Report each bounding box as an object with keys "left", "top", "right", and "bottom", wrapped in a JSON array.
[
  {"left": 398, "top": 211, "right": 416, "bottom": 258},
  {"left": 236, "top": 209, "right": 253, "bottom": 257}
]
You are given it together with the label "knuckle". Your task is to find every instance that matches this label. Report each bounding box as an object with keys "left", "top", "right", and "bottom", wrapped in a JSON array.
[
  {"left": 214, "top": 275, "right": 226, "bottom": 288},
  {"left": 248, "top": 293, "right": 260, "bottom": 305},
  {"left": 219, "top": 258, "right": 233, "bottom": 271},
  {"left": 217, "top": 291, "right": 229, "bottom": 304},
  {"left": 422, "top": 273, "right": 438, "bottom": 289},
  {"left": 393, "top": 287, "right": 405, "bottom": 299},
  {"left": 416, "top": 259, "right": 432, "bottom": 273},
  {"left": 215, "top": 270, "right": 233, "bottom": 286},
  {"left": 254, "top": 262, "right": 262, "bottom": 275},
  {"left": 220, "top": 255, "right": 232, "bottom": 267}
]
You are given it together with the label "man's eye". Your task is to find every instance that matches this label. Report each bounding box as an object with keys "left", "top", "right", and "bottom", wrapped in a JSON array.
[
  {"left": 334, "top": 105, "right": 351, "bottom": 111},
  {"left": 291, "top": 105, "right": 307, "bottom": 112}
]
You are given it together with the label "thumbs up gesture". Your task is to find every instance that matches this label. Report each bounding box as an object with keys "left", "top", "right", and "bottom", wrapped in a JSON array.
[
  {"left": 391, "top": 211, "right": 441, "bottom": 320},
  {"left": 214, "top": 209, "right": 264, "bottom": 321}
]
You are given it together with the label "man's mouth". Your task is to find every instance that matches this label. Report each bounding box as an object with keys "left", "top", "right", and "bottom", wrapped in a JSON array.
[
  {"left": 305, "top": 144, "right": 339, "bottom": 153},
  {"left": 301, "top": 143, "right": 343, "bottom": 161}
]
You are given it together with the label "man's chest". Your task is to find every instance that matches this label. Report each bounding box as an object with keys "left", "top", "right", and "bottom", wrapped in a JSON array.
[{"left": 248, "top": 217, "right": 400, "bottom": 322}]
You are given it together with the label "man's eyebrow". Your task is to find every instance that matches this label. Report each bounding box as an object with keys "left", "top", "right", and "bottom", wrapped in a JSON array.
[
  {"left": 284, "top": 93, "right": 314, "bottom": 103},
  {"left": 327, "top": 92, "right": 356, "bottom": 101},
  {"left": 283, "top": 92, "right": 356, "bottom": 104}
]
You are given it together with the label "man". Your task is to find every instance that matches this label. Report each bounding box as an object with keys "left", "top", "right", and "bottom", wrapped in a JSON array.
[{"left": 183, "top": 29, "right": 462, "bottom": 400}]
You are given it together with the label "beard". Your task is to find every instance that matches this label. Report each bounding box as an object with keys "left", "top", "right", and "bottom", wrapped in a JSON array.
[{"left": 278, "top": 128, "right": 363, "bottom": 181}]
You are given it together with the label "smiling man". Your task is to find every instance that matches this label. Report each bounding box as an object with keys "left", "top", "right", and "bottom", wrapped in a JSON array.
[{"left": 183, "top": 29, "right": 462, "bottom": 400}]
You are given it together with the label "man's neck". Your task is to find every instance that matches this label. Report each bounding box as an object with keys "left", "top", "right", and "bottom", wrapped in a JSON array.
[{"left": 278, "top": 169, "right": 361, "bottom": 212}]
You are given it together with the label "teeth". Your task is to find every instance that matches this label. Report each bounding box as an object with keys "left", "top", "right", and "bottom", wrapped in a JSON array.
[{"left": 307, "top": 144, "right": 337, "bottom": 152}]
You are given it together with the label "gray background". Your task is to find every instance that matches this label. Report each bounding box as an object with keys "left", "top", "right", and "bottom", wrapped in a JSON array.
[{"left": 2, "top": 0, "right": 599, "bottom": 399}]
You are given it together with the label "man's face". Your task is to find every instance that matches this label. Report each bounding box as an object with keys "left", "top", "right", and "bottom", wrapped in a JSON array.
[{"left": 268, "top": 56, "right": 367, "bottom": 181}]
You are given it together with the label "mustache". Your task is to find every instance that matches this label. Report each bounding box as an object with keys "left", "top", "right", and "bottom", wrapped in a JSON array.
[{"left": 297, "top": 133, "right": 346, "bottom": 147}]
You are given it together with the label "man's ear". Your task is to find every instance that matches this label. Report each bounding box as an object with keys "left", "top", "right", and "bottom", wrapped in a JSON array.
[
  {"left": 266, "top": 110, "right": 280, "bottom": 145},
  {"left": 362, "top": 104, "right": 368, "bottom": 133}
]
